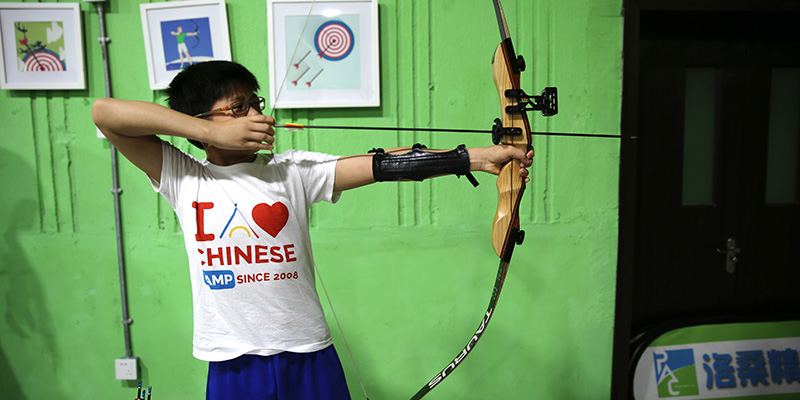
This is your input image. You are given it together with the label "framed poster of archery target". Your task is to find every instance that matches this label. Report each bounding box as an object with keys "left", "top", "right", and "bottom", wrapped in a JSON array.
[
  {"left": 140, "top": 0, "right": 231, "bottom": 90},
  {"left": 0, "top": 3, "right": 85, "bottom": 90},
  {"left": 267, "top": 0, "right": 380, "bottom": 108}
]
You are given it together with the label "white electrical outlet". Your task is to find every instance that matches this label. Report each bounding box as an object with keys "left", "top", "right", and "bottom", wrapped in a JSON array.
[{"left": 115, "top": 357, "right": 139, "bottom": 380}]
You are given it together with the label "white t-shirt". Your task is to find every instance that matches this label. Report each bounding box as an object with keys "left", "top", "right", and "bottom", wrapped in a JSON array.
[{"left": 152, "top": 141, "right": 341, "bottom": 362}]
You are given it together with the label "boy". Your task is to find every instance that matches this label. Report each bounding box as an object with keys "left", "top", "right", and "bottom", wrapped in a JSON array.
[{"left": 92, "top": 61, "right": 533, "bottom": 399}]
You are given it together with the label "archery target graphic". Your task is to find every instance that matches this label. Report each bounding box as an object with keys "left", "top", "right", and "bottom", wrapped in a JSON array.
[
  {"left": 314, "top": 21, "right": 354, "bottom": 61},
  {"left": 14, "top": 21, "right": 67, "bottom": 72},
  {"left": 21, "top": 49, "right": 66, "bottom": 71},
  {"left": 281, "top": 14, "right": 362, "bottom": 93}
]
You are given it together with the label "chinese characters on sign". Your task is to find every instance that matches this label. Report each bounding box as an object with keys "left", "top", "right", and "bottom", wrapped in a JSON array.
[
  {"left": 635, "top": 336, "right": 800, "bottom": 399},
  {"left": 702, "top": 348, "right": 800, "bottom": 389}
]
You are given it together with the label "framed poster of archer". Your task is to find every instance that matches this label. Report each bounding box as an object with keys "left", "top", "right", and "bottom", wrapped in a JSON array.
[
  {"left": 140, "top": 0, "right": 231, "bottom": 90},
  {"left": 0, "top": 3, "right": 85, "bottom": 90},
  {"left": 267, "top": 0, "right": 380, "bottom": 108}
]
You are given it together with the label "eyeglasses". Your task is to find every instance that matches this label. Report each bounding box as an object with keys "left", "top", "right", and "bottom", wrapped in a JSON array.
[{"left": 194, "top": 96, "right": 266, "bottom": 118}]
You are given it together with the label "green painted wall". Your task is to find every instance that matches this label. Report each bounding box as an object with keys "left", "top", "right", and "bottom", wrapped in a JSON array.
[{"left": 0, "top": 0, "right": 621, "bottom": 399}]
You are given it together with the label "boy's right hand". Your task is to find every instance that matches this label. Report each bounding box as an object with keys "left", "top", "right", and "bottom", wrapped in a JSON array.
[{"left": 208, "top": 115, "right": 276, "bottom": 151}]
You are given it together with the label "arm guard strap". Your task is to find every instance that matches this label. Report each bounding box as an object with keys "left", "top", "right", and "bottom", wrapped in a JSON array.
[{"left": 371, "top": 143, "right": 479, "bottom": 187}]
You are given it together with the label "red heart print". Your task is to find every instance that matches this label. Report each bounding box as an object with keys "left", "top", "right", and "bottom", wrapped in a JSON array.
[{"left": 251, "top": 202, "right": 289, "bottom": 238}]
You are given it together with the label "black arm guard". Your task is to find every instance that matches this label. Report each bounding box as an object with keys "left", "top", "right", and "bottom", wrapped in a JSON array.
[{"left": 371, "top": 143, "right": 479, "bottom": 187}]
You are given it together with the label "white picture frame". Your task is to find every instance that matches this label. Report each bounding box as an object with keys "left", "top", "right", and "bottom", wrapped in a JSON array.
[
  {"left": 267, "top": 0, "right": 380, "bottom": 109},
  {"left": 0, "top": 3, "right": 85, "bottom": 90},
  {"left": 140, "top": 0, "right": 232, "bottom": 90}
]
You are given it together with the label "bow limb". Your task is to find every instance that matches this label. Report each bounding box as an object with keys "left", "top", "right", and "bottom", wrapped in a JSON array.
[{"left": 408, "top": 257, "right": 511, "bottom": 400}]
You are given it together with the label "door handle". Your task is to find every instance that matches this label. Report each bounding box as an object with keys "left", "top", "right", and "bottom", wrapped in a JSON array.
[{"left": 716, "top": 237, "right": 741, "bottom": 274}]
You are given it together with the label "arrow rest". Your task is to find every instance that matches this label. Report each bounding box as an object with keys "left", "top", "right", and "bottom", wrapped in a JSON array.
[{"left": 491, "top": 118, "right": 522, "bottom": 145}]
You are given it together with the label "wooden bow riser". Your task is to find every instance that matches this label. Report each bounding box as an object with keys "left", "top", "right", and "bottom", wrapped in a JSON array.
[{"left": 491, "top": 38, "right": 532, "bottom": 261}]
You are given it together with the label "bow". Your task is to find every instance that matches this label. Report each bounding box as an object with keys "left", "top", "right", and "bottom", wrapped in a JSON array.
[
  {"left": 407, "top": 1, "right": 556, "bottom": 398},
  {"left": 269, "top": 1, "right": 558, "bottom": 398},
  {"left": 189, "top": 19, "right": 200, "bottom": 50}
]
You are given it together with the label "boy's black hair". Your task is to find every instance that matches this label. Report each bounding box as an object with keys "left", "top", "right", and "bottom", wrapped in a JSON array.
[{"left": 165, "top": 61, "right": 260, "bottom": 149}]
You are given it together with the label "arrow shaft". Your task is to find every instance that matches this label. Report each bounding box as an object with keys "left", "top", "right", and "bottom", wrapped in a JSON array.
[{"left": 275, "top": 124, "right": 622, "bottom": 139}]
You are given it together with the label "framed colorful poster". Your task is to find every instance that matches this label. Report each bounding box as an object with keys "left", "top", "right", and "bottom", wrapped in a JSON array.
[
  {"left": 267, "top": 0, "right": 380, "bottom": 108},
  {"left": 0, "top": 3, "right": 85, "bottom": 90},
  {"left": 140, "top": 0, "right": 231, "bottom": 90}
]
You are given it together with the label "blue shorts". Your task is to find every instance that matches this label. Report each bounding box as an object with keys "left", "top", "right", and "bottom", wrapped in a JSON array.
[{"left": 206, "top": 346, "right": 352, "bottom": 400}]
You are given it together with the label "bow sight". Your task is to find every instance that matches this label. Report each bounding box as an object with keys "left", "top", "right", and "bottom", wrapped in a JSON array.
[
  {"left": 491, "top": 87, "right": 558, "bottom": 145},
  {"left": 506, "top": 87, "right": 558, "bottom": 115}
]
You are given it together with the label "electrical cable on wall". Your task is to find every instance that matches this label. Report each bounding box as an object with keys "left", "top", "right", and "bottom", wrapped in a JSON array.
[{"left": 85, "top": 0, "right": 139, "bottom": 380}]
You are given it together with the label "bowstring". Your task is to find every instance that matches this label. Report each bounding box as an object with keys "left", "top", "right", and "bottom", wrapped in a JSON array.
[
  {"left": 267, "top": 2, "right": 370, "bottom": 399},
  {"left": 268, "top": 5, "right": 313, "bottom": 119}
]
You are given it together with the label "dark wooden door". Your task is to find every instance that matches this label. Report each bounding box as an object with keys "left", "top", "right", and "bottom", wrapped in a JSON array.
[{"left": 632, "top": 11, "right": 800, "bottom": 333}]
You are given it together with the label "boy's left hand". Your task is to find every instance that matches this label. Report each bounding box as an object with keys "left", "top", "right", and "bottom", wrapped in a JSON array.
[{"left": 470, "top": 145, "right": 535, "bottom": 182}]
